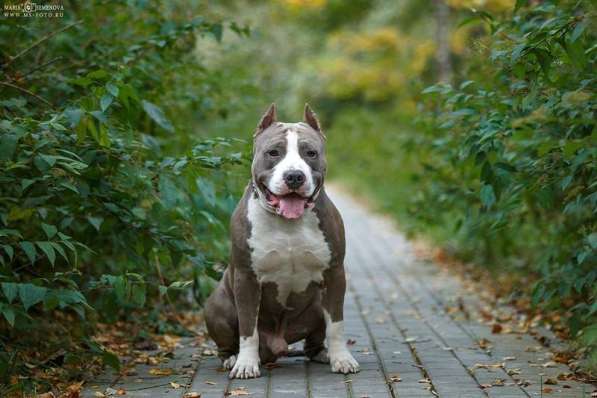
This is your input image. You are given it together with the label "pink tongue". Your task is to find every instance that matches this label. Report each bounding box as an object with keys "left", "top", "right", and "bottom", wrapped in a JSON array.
[{"left": 278, "top": 196, "right": 307, "bottom": 219}]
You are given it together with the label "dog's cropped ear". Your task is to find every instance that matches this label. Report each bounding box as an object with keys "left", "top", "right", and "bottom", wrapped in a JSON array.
[
  {"left": 304, "top": 103, "right": 324, "bottom": 137},
  {"left": 254, "top": 103, "right": 277, "bottom": 137}
]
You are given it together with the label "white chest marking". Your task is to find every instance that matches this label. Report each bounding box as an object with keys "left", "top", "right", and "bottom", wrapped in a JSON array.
[{"left": 247, "top": 195, "right": 331, "bottom": 305}]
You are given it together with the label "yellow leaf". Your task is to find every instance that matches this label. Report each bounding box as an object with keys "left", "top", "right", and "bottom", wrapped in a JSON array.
[{"left": 149, "top": 367, "right": 174, "bottom": 376}]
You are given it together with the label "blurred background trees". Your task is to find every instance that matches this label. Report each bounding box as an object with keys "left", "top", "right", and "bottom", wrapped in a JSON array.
[{"left": 0, "top": 0, "right": 594, "bottom": 393}]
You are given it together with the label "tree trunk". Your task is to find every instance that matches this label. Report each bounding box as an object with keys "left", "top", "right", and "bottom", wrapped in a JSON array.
[{"left": 434, "top": 0, "right": 452, "bottom": 83}]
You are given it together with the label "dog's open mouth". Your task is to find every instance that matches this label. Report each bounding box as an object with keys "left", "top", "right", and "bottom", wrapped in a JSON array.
[{"left": 264, "top": 188, "right": 311, "bottom": 220}]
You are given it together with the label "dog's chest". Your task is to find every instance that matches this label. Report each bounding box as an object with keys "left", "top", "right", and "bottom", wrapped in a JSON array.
[{"left": 247, "top": 196, "right": 331, "bottom": 306}]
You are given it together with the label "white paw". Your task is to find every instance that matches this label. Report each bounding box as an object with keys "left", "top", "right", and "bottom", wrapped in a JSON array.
[
  {"left": 310, "top": 349, "right": 330, "bottom": 364},
  {"left": 329, "top": 349, "right": 359, "bottom": 374},
  {"left": 222, "top": 355, "right": 236, "bottom": 370},
  {"left": 229, "top": 354, "right": 260, "bottom": 379}
]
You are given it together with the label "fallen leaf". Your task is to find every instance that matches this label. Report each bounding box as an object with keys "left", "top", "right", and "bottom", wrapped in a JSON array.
[
  {"left": 183, "top": 393, "right": 201, "bottom": 398},
  {"left": 205, "top": 380, "right": 216, "bottom": 385},
  {"left": 478, "top": 338, "right": 492, "bottom": 349},
  {"left": 170, "top": 382, "right": 181, "bottom": 389},
  {"left": 94, "top": 393, "right": 105, "bottom": 398},
  {"left": 389, "top": 374, "right": 402, "bottom": 383},
  {"left": 492, "top": 378, "right": 505, "bottom": 386},
  {"left": 544, "top": 378, "right": 558, "bottom": 385},
  {"left": 542, "top": 387, "right": 553, "bottom": 394},
  {"left": 506, "top": 368, "right": 521, "bottom": 376},
  {"left": 542, "top": 361, "right": 557, "bottom": 368},
  {"left": 480, "top": 384, "right": 492, "bottom": 389},
  {"left": 116, "top": 389, "right": 126, "bottom": 396},
  {"left": 502, "top": 356, "right": 516, "bottom": 361},
  {"left": 491, "top": 324, "right": 503, "bottom": 334},
  {"left": 149, "top": 367, "right": 174, "bottom": 376},
  {"left": 471, "top": 362, "right": 503, "bottom": 370},
  {"left": 343, "top": 379, "right": 353, "bottom": 383},
  {"left": 37, "top": 393, "right": 55, "bottom": 398},
  {"left": 557, "top": 372, "right": 572, "bottom": 380},
  {"left": 227, "top": 387, "right": 250, "bottom": 396}
]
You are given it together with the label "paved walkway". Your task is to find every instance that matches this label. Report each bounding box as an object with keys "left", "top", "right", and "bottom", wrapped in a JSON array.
[{"left": 83, "top": 188, "right": 595, "bottom": 397}]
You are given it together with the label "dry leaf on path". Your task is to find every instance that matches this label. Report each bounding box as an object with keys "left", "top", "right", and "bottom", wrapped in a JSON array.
[
  {"left": 227, "top": 387, "right": 250, "bottom": 396},
  {"left": 149, "top": 367, "right": 174, "bottom": 376},
  {"left": 184, "top": 393, "right": 201, "bottom": 398}
]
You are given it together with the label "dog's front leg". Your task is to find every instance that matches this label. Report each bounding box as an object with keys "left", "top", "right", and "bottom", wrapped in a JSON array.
[
  {"left": 230, "top": 266, "right": 261, "bottom": 379},
  {"left": 322, "top": 265, "right": 360, "bottom": 374}
]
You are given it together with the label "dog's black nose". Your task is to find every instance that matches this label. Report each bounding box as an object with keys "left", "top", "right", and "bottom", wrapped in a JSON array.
[{"left": 283, "top": 170, "right": 306, "bottom": 190}]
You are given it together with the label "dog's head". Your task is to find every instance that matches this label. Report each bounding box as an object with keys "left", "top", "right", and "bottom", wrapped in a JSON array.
[{"left": 251, "top": 103, "right": 326, "bottom": 220}]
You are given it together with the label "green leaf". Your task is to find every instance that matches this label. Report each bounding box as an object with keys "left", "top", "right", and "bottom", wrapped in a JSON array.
[
  {"left": 588, "top": 233, "right": 597, "bottom": 249},
  {"left": 50, "top": 242, "right": 69, "bottom": 263},
  {"left": 196, "top": 177, "right": 216, "bottom": 207},
  {"left": 1, "top": 282, "right": 18, "bottom": 303},
  {"left": 36, "top": 241, "right": 56, "bottom": 266},
  {"left": 0, "top": 134, "right": 17, "bottom": 161},
  {"left": 480, "top": 184, "right": 496, "bottom": 208},
  {"left": 3, "top": 245, "right": 14, "bottom": 261},
  {"left": 64, "top": 107, "right": 84, "bottom": 127},
  {"left": 19, "top": 241, "right": 36, "bottom": 264},
  {"left": 100, "top": 94, "right": 113, "bottom": 112},
  {"left": 41, "top": 223, "right": 57, "bottom": 239},
  {"left": 131, "top": 284, "right": 146, "bottom": 307},
  {"left": 1, "top": 305, "right": 15, "bottom": 327},
  {"left": 106, "top": 83, "right": 119, "bottom": 97},
  {"left": 21, "top": 179, "right": 36, "bottom": 191},
  {"left": 131, "top": 207, "right": 146, "bottom": 220},
  {"left": 87, "top": 216, "right": 103, "bottom": 231},
  {"left": 18, "top": 283, "right": 47, "bottom": 311},
  {"left": 570, "top": 20, "right": 587, "bottom": 43},
  {"left": 141, "top": 100, "right": 174, "bottom": 133}
]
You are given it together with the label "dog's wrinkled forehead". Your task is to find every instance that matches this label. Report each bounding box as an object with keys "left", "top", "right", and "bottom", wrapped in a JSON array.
[{"left": 253, "top": 122, "right": 324, "bottom": 154}]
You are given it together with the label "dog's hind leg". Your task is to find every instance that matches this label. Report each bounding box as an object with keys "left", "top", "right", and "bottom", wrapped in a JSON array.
[
  {"left": 303, "top": 306, "right": 328, "bottom": 363},
  {"left": 205, "top": 276, "right": 239, "bottom": 368}
]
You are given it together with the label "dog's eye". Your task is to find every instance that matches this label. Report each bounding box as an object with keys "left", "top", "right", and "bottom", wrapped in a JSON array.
[
  {"left": 306, "top": 150, "right": 318, "bottom": 158},
  {"left": 267, "top": 149, "right": 280, "bottom": 157}
]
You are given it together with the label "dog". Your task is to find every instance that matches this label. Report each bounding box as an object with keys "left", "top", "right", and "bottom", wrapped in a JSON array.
[{"left": 204, "top": 103, "right": 359, "bottom": 379}]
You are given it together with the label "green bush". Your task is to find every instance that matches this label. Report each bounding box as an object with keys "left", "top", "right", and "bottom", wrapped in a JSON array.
[
  {"left": 0, "top": 1, "right": 246, "bottom": 393},
  {"left": 416, "top": 0, "right": 595, "bottom": 363}
]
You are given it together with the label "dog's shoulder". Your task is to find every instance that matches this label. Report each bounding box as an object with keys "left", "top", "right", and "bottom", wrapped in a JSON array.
[
  {"left": 229, "top": 183, "right": 253, "bottom": 268},
  {"left": 313, "top": 188, "right": 345, "bottom": 266}
]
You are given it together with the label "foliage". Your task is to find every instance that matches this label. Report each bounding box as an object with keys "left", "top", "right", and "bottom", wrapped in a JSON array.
[
  {"left": 415, "top": 0, "right": 595, "bottom": 367},
  {"left": 0, "top": 1, "right": 247, "bottom": 393}
]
